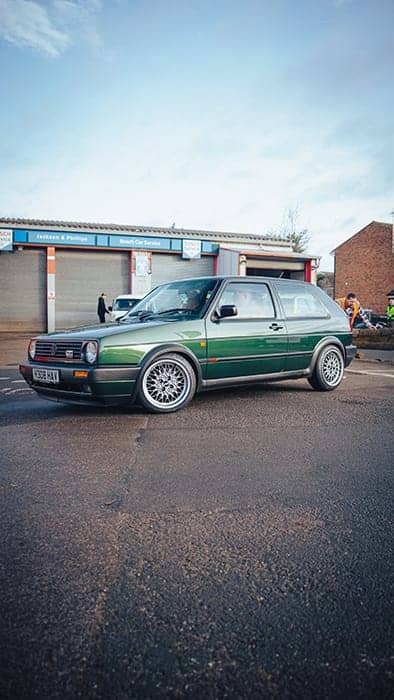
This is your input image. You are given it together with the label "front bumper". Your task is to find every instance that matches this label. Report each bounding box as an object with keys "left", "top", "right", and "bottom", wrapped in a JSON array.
[
  {"left": 344, "top": 343, "right": 357, "bottom": 367},
  {"left": 19, "top": 362, "right": 140, "bottom": 406}
]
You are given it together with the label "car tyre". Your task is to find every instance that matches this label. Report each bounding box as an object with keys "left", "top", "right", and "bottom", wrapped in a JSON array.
[
  {"left": 308, "top": 344, "right": 344, "bottom": 391},
  {"left": 138, "top": 353, "right": 196, "bottom": 413}
]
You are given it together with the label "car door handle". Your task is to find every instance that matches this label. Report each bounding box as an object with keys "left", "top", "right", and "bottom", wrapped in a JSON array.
[{"left": 269, "top": 323, "right": 284, "bottom": 331}]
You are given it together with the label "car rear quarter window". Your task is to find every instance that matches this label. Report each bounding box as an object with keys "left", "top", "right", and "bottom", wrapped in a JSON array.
[{"left": 276, "top": 283, "right": 330, "bottom": 319}]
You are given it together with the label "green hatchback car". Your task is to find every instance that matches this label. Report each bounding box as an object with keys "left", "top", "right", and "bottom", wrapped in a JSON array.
[{"left": 20, "top": 276, "right": 356, "bottom": 413}]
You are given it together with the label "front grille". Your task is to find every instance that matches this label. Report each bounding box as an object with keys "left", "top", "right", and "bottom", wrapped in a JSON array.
[{"left": 35, "top": 340, "right": 84, "bottom": 361}]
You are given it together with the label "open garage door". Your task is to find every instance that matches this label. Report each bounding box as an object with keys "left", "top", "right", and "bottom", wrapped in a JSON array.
[
  {"left": 55, "top": 250, "right": 130, "bottom": 329},
  {"left": 0, "top": 249, "right": 46, "bottom": 332},
  {"left": 151, "top": 254, "right": 215, "bottom": 287},
  {"left": 246, "top": 259, "right": 305, "bottom": 281}
]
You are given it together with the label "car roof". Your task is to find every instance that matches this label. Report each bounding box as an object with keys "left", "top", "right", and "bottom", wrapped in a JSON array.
[{"left": 160, "top": 276, "right": 310, "bottom": 286}]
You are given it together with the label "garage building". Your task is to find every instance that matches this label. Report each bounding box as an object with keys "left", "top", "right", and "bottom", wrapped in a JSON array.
[{"left": 0, "top": 218, "right": 319, "bottom": 332}]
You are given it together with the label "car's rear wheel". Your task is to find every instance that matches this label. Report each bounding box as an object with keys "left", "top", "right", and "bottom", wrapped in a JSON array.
[
  {"left": 138, "top": 353, "right": 196, "bottom": 413},
  {"left": 308, "top": 344, "right": 344, "bottom": 391}
]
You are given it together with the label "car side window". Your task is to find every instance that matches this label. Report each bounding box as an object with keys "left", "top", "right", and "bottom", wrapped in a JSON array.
[
  {"left": 276, "top": 284, "right": 329, "bottom": 318},
  {"left": 219, "top": 282, "right": 275, "bottom": 319}
]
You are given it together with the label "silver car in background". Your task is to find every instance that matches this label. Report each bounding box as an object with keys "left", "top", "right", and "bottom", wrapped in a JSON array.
[{"left": 109, "top": 295, "right": 141, "bottom": 322}]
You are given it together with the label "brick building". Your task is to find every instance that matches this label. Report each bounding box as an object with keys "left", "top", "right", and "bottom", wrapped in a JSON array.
[{"left": 333, "top": 221, "right": 394, "bottom": 313}]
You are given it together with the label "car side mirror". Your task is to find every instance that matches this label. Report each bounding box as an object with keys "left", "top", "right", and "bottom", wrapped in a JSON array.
[{"left": 217, "top": 304, "right": 238, "bottom": 319}]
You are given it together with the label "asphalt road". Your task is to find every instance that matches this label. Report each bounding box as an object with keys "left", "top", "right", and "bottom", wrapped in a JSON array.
[{"left": 0, "top": 366, "right": 393, "bottom": 699}]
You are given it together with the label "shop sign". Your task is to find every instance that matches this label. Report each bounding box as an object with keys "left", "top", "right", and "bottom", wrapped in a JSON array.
[
  {"left": 182, "top": 239, "right": 201, "bottom": 259},
  {"left": 0, "top": 229, "right": 13, "bottom": 251},
  {"left": 28, "top": 231, "right": 96, "bottom": 246},
  {"left": 109, "top": 235, "right": 171, "bottom": 250},
  {"left": 12, "top": 228, "right": 213, "bottom": 255}
]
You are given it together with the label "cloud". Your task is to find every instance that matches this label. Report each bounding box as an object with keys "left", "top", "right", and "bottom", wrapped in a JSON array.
[
  {"left": 0, "top": 0, "right": 101, "bottom": 57},
  {"left": 0, "top": 0, "right": 69, "bottom": 56},
  {"left": 52, "top": 0, "right": 102, "bottom": 52}
]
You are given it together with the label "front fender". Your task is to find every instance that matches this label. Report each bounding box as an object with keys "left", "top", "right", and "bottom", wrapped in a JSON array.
[{"left": 138, "top": 344, "right": 203, "bottom": 390}]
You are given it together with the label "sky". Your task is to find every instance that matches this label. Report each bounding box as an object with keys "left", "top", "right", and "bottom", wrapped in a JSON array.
[{"left": 0, "top": 0, "right": 393, "bottom": 270}]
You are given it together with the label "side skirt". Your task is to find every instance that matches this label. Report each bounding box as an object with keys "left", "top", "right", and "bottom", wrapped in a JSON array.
[{"left": 199, "top": 368, "right": 311, "bottom": 391}]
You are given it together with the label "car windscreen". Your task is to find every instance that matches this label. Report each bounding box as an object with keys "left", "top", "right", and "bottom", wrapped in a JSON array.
[
  {"left": 120, "top": 278, "right": 219, "bottom": 322},
  {"left": 113, "top": 299, "right": 138, "bottom": 310}
]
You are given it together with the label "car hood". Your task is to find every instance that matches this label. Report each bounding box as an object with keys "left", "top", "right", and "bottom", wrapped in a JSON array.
[{"left": 35, "top": 318, "right": 184, "bottom": 341}]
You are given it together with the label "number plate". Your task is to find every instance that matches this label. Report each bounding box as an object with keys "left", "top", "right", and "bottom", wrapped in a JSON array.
[{"left": 32, "top": 368, "right": 60, "bottom": 384}]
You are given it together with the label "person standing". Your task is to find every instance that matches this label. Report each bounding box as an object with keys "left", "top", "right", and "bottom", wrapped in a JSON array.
[
  {"left": 386, "top": 292, "right": 394, "bottom": 327},
  {"left": 97, "top": 292, "right": 109, "bottom": 324}
]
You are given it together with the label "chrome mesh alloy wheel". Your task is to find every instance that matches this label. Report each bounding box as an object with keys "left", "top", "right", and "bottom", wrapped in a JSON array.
[
  {"left": 322, "top": 348, "right": 344, "bottom": 386},
  {"left": 140, "top": 354, "right": 196, "bottom": 412},
  {"left": 308, "top": 344, "right": 344, "bottom": 392}
]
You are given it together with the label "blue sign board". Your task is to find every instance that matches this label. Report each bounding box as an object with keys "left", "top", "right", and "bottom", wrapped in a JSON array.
[
  {"left": 202, "top": 241, "right": 219, "bottom": 254},
  {"left": 109, "top": 235, "right": 171, "bottom": 250},
  {"left": 13, "top": 230, "right": 28, "bottom": 243},
  {"left": 97, "top": 234, "right": 109, "bottom": 247},
  {"left": 11, "top": 228, "right": 218, "bottom": 255},
  {"left": 171, "top": 239, "right": 182, "bottom": 251},
  {"left": 27, "top": 230, "right": 97, "bottom": 246}
]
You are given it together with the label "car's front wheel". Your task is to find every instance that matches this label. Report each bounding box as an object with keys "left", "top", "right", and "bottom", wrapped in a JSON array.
[
  {"left": 138, "top": 353, "right": 196, "bottom": 413},
  {"left": 308, "top": 344, "right": 344, "bottom": 391}
]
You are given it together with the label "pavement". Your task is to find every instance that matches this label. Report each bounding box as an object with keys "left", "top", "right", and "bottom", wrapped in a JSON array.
[
  {"left": 0, "top": 332, "right": 36, "bottom": 367},
  {"left": 355, "top": 347, "right": 394, "bottom": 363},
  {"left": 1, "top": 331, "right": 394, "bottom": 368}
]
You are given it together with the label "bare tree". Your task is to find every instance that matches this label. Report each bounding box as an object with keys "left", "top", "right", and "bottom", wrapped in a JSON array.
[{"left": 275, "top": 206, "right": 310, "bottom": 253}]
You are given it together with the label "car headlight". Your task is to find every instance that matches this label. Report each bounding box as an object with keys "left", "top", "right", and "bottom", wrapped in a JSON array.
[
  {"left": 83, "top": 341, "right": 98, "bottom": 364},
  {"left": 28, "top": 339, "right": 36, "bottom": 359}
]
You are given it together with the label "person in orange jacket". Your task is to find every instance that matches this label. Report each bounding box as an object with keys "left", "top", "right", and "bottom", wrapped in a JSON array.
[{"left": 335, "top": 292, "right": 374, "bottom": 329}]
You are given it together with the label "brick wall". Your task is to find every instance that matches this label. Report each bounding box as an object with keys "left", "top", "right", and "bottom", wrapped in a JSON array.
[{"left": 334, "top": 221, "right": 394, "bottom": 313}]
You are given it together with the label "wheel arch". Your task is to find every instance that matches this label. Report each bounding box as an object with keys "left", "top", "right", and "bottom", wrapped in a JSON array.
[
  {"left": 309, "top": 337, "right": 346, "bottom": 374},
  {"left": 138, "top": 344, "right": 203, "bottom": 390}
]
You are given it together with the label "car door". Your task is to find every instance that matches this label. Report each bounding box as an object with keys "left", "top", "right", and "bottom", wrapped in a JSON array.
[{"left": 204, "top": 280, "right": 287, "bottom": 380}]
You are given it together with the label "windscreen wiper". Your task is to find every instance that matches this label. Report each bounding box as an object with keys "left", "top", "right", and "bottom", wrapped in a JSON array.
[
  {"left": 120, "top": 308, "right": 189, "bottom": 323},
  {"left": 152, "top": 308, "right": 189, "bottom": 316},
  {"left": 119, "top": 309, "right": 151, "bottom": 323},
  {"left": 139, "top": 308, "right": 190, "bottom": 321}
]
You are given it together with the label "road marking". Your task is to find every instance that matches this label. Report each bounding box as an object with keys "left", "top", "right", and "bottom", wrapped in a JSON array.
[
  {"left": 346, "top": 369, "right": 394, "bottom": 379},
  {"left": 0, "top": 377, "right": 11, "bottom": 380},
  {"left": 11, "top": 380, "right": 25, "bottom": 384},
  {"left": 9, "top": 388, "right": 33, "bottom": 394},
  {"left": 1, "top": 387, "right": 33, "bottom": 395}
]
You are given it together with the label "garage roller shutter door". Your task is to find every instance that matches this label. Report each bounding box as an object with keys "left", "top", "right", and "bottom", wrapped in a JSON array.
[
  {"left": 151, "top": 254, "right": 215, "bottom": 287},
  {"left": 56, "top": 250, "right": 130, "bottom": 329},
  {"left": 0, "top": 249, "right": 46, "bottom": 332}
]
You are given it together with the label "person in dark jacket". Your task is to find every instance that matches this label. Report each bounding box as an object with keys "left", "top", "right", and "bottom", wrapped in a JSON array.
[{"left": 97, "top": 293, "right": 109, "bottom": 323}]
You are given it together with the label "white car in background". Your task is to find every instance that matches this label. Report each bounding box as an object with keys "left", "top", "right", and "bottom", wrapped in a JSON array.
[{"left": 109, "top": 295, "right": 141, "bottom": 322}]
